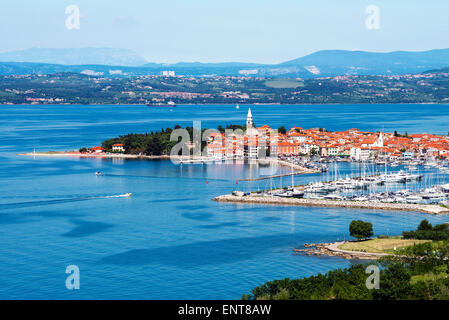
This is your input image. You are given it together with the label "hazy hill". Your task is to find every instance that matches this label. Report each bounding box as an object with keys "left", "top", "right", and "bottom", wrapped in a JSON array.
[
  {"left": 423, "top": 66, "right": 449, "bottom": 74},
  {"left": 0, "top": 47, "right": 148, "bottom": 66},
  {"left": 277, "top": 49, "right": 449, "bottom": 77},
  {"left": 1, "top": 48, "right": 449, "bottom": 78}
]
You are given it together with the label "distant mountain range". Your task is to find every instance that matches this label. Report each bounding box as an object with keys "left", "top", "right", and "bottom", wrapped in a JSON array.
[
  {"left": 1, "top": 47, "right": 449, "bottom": 78},
  {"left": 0, "top": 48, "right": 147, "bottom": 66}
]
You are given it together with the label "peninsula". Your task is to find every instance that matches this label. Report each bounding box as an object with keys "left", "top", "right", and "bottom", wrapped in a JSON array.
[{"left": 22, "top": 109, "right": 449, "bottom": 214}]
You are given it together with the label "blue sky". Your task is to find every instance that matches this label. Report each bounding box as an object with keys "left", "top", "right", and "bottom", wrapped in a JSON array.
[{"left": 1, "top": 0, "right": 448, "bottom": 63}]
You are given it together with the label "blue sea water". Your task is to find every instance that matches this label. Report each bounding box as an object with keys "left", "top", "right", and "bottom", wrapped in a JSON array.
[{"left": 0, "top": 104, "right": 449, "bottom": 300}]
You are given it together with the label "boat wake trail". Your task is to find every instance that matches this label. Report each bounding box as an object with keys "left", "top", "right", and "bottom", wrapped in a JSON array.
[
  {"left": 0, "top": 194, "right": 131, "bottom": 211},
  {"left": 103, "top": 194, "right": 132, "bottom": 198}
]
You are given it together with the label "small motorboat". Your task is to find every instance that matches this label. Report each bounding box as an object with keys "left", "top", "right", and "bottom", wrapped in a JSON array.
[
  {"left": 124, "top": 193, "right": 132, "bottom": 197},
  {"left": 95, "top": 171, "right": 102, "bottom": 176}
]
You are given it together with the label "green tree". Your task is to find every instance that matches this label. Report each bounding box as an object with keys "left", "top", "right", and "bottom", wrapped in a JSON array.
[
  {"left": 373, "top": 263, "right": 411, "bottom": 300},
  {"left": 146, "top": 135, "right": 163, "bottom": 155},
  {"left": 349, "top": 220, "right": 374, "bottom": 240},
  {"left": 278, "top": 126, "right": 287, "bottom": 134},
  {"left": 418, "top": 219, "right": 433, "bottom": 231}
]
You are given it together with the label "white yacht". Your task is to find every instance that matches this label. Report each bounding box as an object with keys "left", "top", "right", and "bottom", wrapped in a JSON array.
[
  {"left": 405, "top": 195, "right": 423, "bottom": 204},
  {"left": 323, "top": 194, "right": 345, "bottom": 201}
]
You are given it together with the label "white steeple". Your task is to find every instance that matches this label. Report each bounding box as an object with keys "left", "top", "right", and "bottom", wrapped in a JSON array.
[
  {"left": 378, "top": 132, "right": 384, "bottom": 147},
  {"left": 375, "top": 132, "right": 384, "bottom": 147},
  {"left": 246, "top": 107, "right": 254, "bottom": 129}
]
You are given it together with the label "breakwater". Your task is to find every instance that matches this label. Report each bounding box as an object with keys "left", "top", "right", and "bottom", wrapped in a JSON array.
[{"left": 214, "top": 194, "right": 449, "bottom": 215}]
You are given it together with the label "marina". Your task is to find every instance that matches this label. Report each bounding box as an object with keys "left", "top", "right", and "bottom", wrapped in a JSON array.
[{"left": 219, "top": 157, "right": 449, "bottom": 212}]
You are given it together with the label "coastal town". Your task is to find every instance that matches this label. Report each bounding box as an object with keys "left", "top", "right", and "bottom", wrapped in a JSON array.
[
  {"left": 204, "top": 108, "right": 449, "bottom": 162},
  {"left": 205, "top": 108, "right": 449, "bottom": 213},
  {"left": 77, "top": 106, "right": 449, "bottom": 163}
]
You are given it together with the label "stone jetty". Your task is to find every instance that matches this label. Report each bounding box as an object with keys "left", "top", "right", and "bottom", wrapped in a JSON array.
[{"left": 214, "top": 194, "right": 449, "bottom": 215}]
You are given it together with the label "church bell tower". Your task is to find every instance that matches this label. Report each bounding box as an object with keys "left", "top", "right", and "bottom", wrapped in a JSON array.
[{"left": 246, "top": 107, "right": 254, "bottom": 130}]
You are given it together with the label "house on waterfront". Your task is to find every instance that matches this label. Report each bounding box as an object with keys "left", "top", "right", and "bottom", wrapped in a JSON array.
[
  {"left": 90, "top": 146, "right": 104, "bottom": 153},
  {"left": 112, "top": 143, "right": 125, "bottom": 153}
]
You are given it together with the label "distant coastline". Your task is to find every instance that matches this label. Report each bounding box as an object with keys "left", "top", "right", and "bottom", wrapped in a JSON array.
[
  {"left": 2, "top": 71, "right": 449, "bottom": 105},
  {"left": 2, "top": 102, "right": 449, "bottom": 106}
]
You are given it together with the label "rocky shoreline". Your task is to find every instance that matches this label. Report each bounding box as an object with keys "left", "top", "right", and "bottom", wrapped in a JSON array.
[
  {"left": 293, "top": 242, "right": 390, "bottom": 260},
  {"left": 214, "top": 194, "right": 449, "bottom": 215}
]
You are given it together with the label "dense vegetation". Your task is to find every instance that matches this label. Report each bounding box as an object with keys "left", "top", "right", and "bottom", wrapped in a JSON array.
[
  {"left": 402, "top": 219, "right": 449, "bottom": 241},
  {"left": 1, "top": 71, "right": 449, "bottom": 105},
  {"left": 244, "top": 220, "right": 449, "bottom": 300},
  {"left": 102, "top": 128, "right": 176, "bottom": 156},
  {"left": 99, "top": 125, "right": 212, "bottom": 156},
  {"left": 243, "top": 263, "right": 422, "bottom": 300}
]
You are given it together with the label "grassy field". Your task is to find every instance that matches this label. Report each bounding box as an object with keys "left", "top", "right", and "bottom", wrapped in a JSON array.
[
  {"left": 264, "top": 79, "right": 304, "bottom": 89},
  {"left": 338, "top": 238, "right": 430, "bottom": 254}
]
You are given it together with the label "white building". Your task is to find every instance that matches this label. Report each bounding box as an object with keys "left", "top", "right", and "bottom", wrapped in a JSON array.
[
  {"left": 303, "top": 142, "right": 319, "bottom": 155},
  {"left": 350, "top": 147, "right": 372, "bottom": 161},
  {"left": 327, "top": 146, "right": 340, "bottom": 156},
  {"left": 112, "top": 144, "right": 125, "bottom": 153},
  {"left": 161, "top": 70, "right": 175, "bottom": 77}
]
